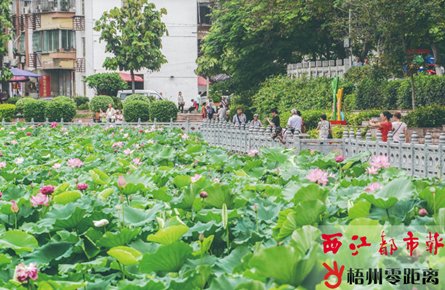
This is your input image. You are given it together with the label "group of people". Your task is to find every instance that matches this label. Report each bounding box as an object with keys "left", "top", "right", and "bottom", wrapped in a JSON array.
[
  {"left": 369, "top": 111, "right": 409, "bottom": 143},
  {"left": 98, "top": 103, "right": 124, "bottom": 123},
  {"left": 352, "top": 57, "right": 370, "bottom": 67}
]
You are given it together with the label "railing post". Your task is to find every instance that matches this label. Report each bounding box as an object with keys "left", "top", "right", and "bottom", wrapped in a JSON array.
[
  {"left": 45, "top": 118, "right": 49, "bottom": 126},
  {"left": 387, "top": 131, "right": 393, "bottom": 160},
  {"left": 31, "top": 118, "right": 35, "bottom": 126},
  {"left": 342, "top": 128, "right": 348, "bottom": 157},
  {"left": 411, "top": 131, "right": 418, "bottom": 176},
  {"left": 425, "top": 131, "right": 432, "bottom": 177},
  {"left": 187, "top": 118, "right": 190, "bottom": 133},
  {"left": 170, "top": 118, "right": 173, "bottom": 129},
  {"left": 399, "top": 131, "right": 405, "bottom": 170},
  {"left": 2, "top": 118, "right": 4, "bottom": 126},
  {"left": 154, "top": 118, "right": 157, "bottom": 128},
  {"left": 61, "top": 118, "right": 64, "bottom": 125},
  {"left": 439, "top": 133, "right": 445, "bottom": 180}
]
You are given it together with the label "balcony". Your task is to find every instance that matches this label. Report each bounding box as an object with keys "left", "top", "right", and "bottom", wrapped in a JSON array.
[
  {"left": 34, "top": 0, "right": 76, "bottom": 13},
  {"left": 41, "top": 54, "right": 74, "bottom": 70},
  {"left": 49, "top": 52, "right": 76, "bottom": 59}
]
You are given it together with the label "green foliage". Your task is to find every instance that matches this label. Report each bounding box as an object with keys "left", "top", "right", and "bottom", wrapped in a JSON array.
[
  {"left": 77, "top": 103, "right": 90, "bottom": 110},
  {"left": 7, "top": 97, "right": 19, "bottom": 105},
  {"left": 210, "top": 80, "right": 234, "bottom": 103},
  {"left": 397, "top": 75, "right": 445, "bottom": 109},
  {"left": 345, "top": 109, "right": 381, "bottom": 126},
  {"left": 149, "top": 100, "right": 178, "bottom": 122},
  {"left": 89, "top": 96, "right": 114, "bottom": 113},
  {"left": 16, "top": 97, "right": 35, "bottom": 115},
  {"left": 123, "top": 94, "right": 151, "bottom": 105},
  {"left": 23, "top": 100, "right": 48, "bottom": 122},
  {"left": 301, "top": 110, "right": 333, "bottom": 130},
  {"left": 0, "top": 104, "right": 15, "bottom": 122},
  {"left": 307, "top": 125, "right": 343, "bottom": 139},
  {"left": 74, "top": 96, "right": 90, "bottom": 107},
  {"left": 110, "top": 96, "right": 123, "bottom": 110},
  {"left": 45, "top": 101, "right": 77, "bottom": 122},
  {"left": 83, "top": 73, "right": 128, "bottom": 97},
  {"left": 0, "top": 0, "right": 13, "bottom": 82},
  {"left": 94, "top": 0, "right": 168, "bottom": 92},
  {"left": 228, "top": 104, "right": 253, "bottom": 122},
  {"left": 53, "top": 96, "right": 75, "bottom": 106},
  {"left": 403, "top": 104, "right": 445, "bottom": 127},
  {"left": 123, "top": 100, "right": 150, "bottom": 122}
]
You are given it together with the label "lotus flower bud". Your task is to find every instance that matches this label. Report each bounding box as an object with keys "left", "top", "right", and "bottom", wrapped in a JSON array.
[
  {"left": 119, "top": 194, "right": 123, "bottom": 203},
  {"left": 118, "top": 175, "right": 127, "bottom": 188},
  {"left": 93, "top": 219, "right": 109, "bottom": 227},
  {"left": 11, "top": 200, "right": 19, "bottom": 213},
  {"left": 275, "top": 167, "right": 280, "bottom": 174},
  {"left": 263, "top": 193, "right": 267, "bottom": 198},
  {"left": 174, "top": 189, "right": 178, "bottom": 195},
  {"left": 129, "top": 194, "right": 132, "bottom": 201},
  {"left": 430, "top": 187, "right": 436, "bottom": 194},
  {"left": 253, "top": 204, "right": 258, "bottom": 212},
  {"left": 199, "top": 233, "right": 204, "bottom": 242},
  {"left": 200, "top": 191, "right": 208, "bottom": 198},
  {"left": 419, "top": 208, "right": 428, "bottom": 216},
  {"left": 277, "top": 242, "right": 283, "bottom": 246}
]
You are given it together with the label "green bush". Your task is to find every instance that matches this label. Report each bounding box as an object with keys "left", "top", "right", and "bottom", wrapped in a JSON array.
[
  {"left": 74, "top": 96, "right": 90, "bottom": 107},
  {"left": 149, "top": 100, "right": 178, "bottom": 122},
  {"left": 16, "top": 97, "right": 35, "bottom": 115},
  {"left": 397, "top": 75, "right": 445, "bottom": 109},
  {"left": 45, "top": 101, "right": 77, "bottom": 122},
  {"left": 0, "top": 104, "right": 16, "bottom": 122},
  {"left": 123, "top": 100, "right": 150, "bottom": 122},
  {"left": 382, "top": 81, "right": 401, "bottom": 110},
  {"left": 345, "top": 109, "right": 381, "bottom": 126},
  {"left": 300, "top": 110, "right": 333, "bottom": 130},
  {"left": 111, "top": 96, "right": 123, "bottom": 110},
  {"left": 123, "top": 94, "right": 151, "bottom": 105},
  {"left": 403, "top": 104, "right": 445, "bottom": 127},
  {"left": 78, "top": 103, "right": 90, "bottom": 110},
  {"left": 306, "top": 125, "right": 343, "bottom": 139},
  {"left": 7, "top": 97, "right": 20, "bottom": 105},
  {"left": 228, "top": 104, "right": 253, "bottom": 122},
  {"left": 89, "top": 95, "right": 114, "bottom": 113},
  {"left": 23, "top": 100, "right": 48, "bottom": 122}
]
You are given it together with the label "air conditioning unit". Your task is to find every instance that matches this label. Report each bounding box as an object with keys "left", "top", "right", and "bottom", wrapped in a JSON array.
[
  {"left": 23, "top": 7, "right": 29, "bottom": 14},
  {"left": 10, "top": 59, "right": 18, "bottom": 67},
  {"left": 20, "top": 56, "right": 26, "bottom": 64},
  {"left": 3, "top": 56, "right": 10, "bottom": 64}
]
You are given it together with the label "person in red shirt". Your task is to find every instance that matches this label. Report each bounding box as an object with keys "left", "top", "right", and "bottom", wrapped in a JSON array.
[{"left": 369, "top": 111, "right": 393, "bottom": 142}]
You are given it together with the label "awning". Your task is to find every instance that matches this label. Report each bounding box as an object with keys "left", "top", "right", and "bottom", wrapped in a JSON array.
[
  {"left": 0, "top": 68, "right": 42, "bottom": 78},
  {"left": 198, "top": 75, "right": 212, "bottom": 86},
  {"left": 8, "top": 76, "right": 29, "bottom": 82},
  {"left": 119, "top": 73, "right": 144, "bottom": 82}
]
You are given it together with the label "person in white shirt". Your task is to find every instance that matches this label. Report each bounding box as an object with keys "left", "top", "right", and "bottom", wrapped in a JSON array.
[
  {"left": 252, "top": 114, "right": 262, "bottom": 127},
  {"left": 287, "top": 109, "right": 302, "bottom": 134},
  {"left": 115, "top": 110, "right": 123, "bottom": 124},
  {"left": 106, "top": 103, "right": 116, "bottom": 122},
  {"left": 392, "top": 112, "right": 410, "bottom": 143},
  {"left": 217, "top": 106, "right": 226, "bottom": 121},
  {"left": 178, "top": 92, "right": 184, "bottom": 113}
]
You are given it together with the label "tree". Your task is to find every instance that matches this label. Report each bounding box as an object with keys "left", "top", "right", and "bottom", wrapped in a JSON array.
[
  {"left": 83, "top": 72, "right": 128, "bottom": 97},
  {"left": 0, "top": 0, "right": 13, "bottom": 82},
  {"left": 94, "top": 0, "right": 168, "bottom": 94}
]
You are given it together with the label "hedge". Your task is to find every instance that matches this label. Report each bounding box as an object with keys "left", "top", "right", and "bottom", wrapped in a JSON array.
[
  {"left": 74, "top": 96, "right": 90, "bottom": 107},
  {"left": 403, "top": 104, "right": 445, "bottom": 128},
  {"left": 111, "top": 96, "right": 123, "bottom": 110},
  {"left": 53, "top": 96, "right": 75, "bottom": 106},
  {"left": 45, "top": 101, "right": 77, "bottom": 122},
  {"left": 123, "top": 100, "right": 150, "bottom": 122},
  {"left": 16, "top": 97, "right": 35, "bottom": 115},
  {"left": 0, "top": 104, "right": 16, "bottom": 122},
  {"left": 7, "top": 97, "right": 20, "bottom": 105},
  {"left": 23, "top": 100, "right": 48, "bottom": 122},
  {"left": 149, "top": 101, "right": 178, "bottom": 122},
  {"left": 89, "top": 95, "right": 114, "bottom": 113},
  {"left": 123, "top": 94, "right": 151, "bottom": 105}
]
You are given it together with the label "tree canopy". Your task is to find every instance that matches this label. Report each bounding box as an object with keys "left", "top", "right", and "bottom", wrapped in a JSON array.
[
  {"left": 83, "top": 72, "right": 128, "bottom": 97},
  {"left": 0, "top": 0, "right": 13, "bottom": 82}
]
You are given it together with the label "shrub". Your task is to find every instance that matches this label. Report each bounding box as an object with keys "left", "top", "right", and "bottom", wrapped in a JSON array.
[
  {"left": 7, "top": 97, "right": 20, "bottom": 105},
  {"left": 123, "top": 94, "right": 151, "bottom": 105},
  {"left": 149, "top": 100, "right": 178, "bottom": 122},
  {"left": 78, "top": 103, "right": 90, "bottom": 110},
  {"left": 301, "top": 110, "right": 333, "bottom": 130},
  {"left": 345, "top": 109, "right": 381, "bottom": 126},
  {"left": 111, "top": 96, "right": 123, "bottom": 110},
  {"left": 306, "top": 125, "right": 343, "bottom": 139},
  {"left": 23, "top": 100, "right": 48, "bottom": 122},
  {"left": 74, "top": 96, "right": 90, "bottom": 107},
  {"left": 228, "top": 104, "right": 253, "bottom": 122},
  {"left": 16, "top": 97, "right": 35, "bottom": 115},
  {"left": 403, "top": 104, "right": 445, "bottom": 128},
  {"left": 89, "top": 95, "right": 114, "bottom": 113},
  {"left": 123, "top": 100, "right": 150, "bottom": 122},
  {"left": 0, "top": 104, "right": 16, "bottom": 122},
  {"left": 53, "top": 96, "right": 75, "bottom": 106},
  {"left": 45, "top": 101, "right": 77, "bottom": 122},
  {"left": 83, "top": 72, "right": 128, "bottom": 97},
  {"left": 397, "top": 75, "right": 445, "bottom": 109}
]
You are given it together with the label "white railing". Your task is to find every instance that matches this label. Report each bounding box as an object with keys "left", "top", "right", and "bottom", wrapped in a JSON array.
[{"left": 287, "top": 58, "right": 351, "bottom": 78}]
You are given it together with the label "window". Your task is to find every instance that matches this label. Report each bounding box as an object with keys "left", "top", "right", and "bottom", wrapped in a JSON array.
[
  {"left": 41, "top": 30, "right": 75, "bottom": 53},
  {"left": 32, "top": 32, "right": 41, "bottom": 52},
  {"left": 19, "top": 34, "right": 25, "bottom": 53},
  {"left": 61, "top": 30, "right": 76, "bottom": 51},
  {"left": 82, "top": 0, "right": 85, "bottom": 15}
]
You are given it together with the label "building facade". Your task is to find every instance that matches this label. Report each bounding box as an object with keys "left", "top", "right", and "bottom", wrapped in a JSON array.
[{"left": 3, "top": 0, "right": 198, "bottom": 105}]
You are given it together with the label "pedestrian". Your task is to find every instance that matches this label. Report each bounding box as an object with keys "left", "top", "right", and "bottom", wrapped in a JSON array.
[
  {"left": 207, "top": 101, "right": 214, "bottom": 120},
  {"left": 266, "top": 108, "right": 280, "bottom": 128},
  {"left": 106, "top": 103, "right": 116, "bottom": 122},
  {"left": 352, "top": 57, "right": 363, "bottom": 67},
  {"left": 178, "top": 92, "right": 184, "bottom": 113},
  {"left": 317, "top": 114, "right": 332, "bottom": 140},
  {"left": 364, "top": 58, "right": 370, "bottom": 66},
  {"left": 369, "top": 111, "right": 393, "bottom": 142},
  {"left": 232, "top": 107, "right": 246, "bottom": 126},
  {"left": 193, "top": 99, "right": 198, "bottom": 112},
  {"left": 287, "top": 109, "right": 302, "bottom": 134},
  {"left": 392, "top": 112, "right": 409, "bottom": 143},
  {"left": 201, "top": 102, "right": 207, "bottom": 119},
  {"left": 188, "top": 99, "right": 195, "bottom": 113},
  {"left": 197, "top": 91, "right": 202, "bottom": 109},
  {"left": 218, "top": 105, "right": 226, "bottom": 121},
  {"left": 220, "top": 97, "right": 228, "bottom": 109},
  {"left": 158, "top": 92, "right": 163, "bottom": 100},
  {"left": 271, "top": 126, "right": 287, "bottom": 147},
  {"left": 252, "top": 114, "right": 262, "bottom": 127},
  {"left": 1, "top": 91, "right": 9, "bottom": 104},
  {"left": 115, "top": 110, "right": 123, "bottom": 124},
  {"left": 297, "top": 111, "right": 306, "bottom": 133}
]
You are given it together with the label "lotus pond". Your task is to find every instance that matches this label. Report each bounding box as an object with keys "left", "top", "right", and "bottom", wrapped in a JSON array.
[{"left": 0, "top": 123, "right": 444, "bottom": 289}]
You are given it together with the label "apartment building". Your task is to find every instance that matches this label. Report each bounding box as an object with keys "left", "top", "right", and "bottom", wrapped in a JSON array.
[{"left": 3, "top": 0, "right": 199, "bottom": 104}]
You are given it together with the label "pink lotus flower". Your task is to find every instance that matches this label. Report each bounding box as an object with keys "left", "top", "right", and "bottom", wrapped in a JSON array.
[
  {"left": 10, "top": 140, "right": 17, "bottom": 145},
  {"left": 124, "top": 133, "right": 129, "bottom": 138},
  {"left": 50, "top": 122, "right": 58, "bottom": 128},
  {"left": 112, "top": 141, "right": 123, "bottom": 148},
  {"left": 0, "top": 162, "right": 6, "bottom": 168},
  {"left": 67, "top": 158, "right": 84, "bottom": 168},
  {"left": 365, "top": 182, "right": 383, "bottom": 193},
  {"left": 200, "top": 191, "right": 208, "bottom": 198},
  {"left": 334, "top": 155, "right": 344, "bottom": 162},
  {"left": 31, "top": 193, "right": 50, "bottom": 206},
  {"left": 118, "top": 175, "right": 127, "bottom": 188},
  {"left": 158, "top": 126, "right": 163, "bottom": 131},
  {"left": 191, "top": 174, "right": 202, "bottom": 183},
  {"left": 305, "top": 169, "right": 329, "bottom": 186},
  {"left": 61, "top": 126, "right": 68, "bottom": 131},
  {"left": 17, "top": 127, "right": 26, "bottom": 131},
  {"left": 213, "top": 178, "right": 220, "bottom": 183},
  {"left": 123, "top": 148, "right": 134, "bottom": 155},
  {"left": 139, "top": 129, "right": 144, "bottom": 133},
  {"left": 26, "top": 132, "right": 31, "bottom": 136},
  {"left": 15, "top": 157, "right": 24, "bottom": 165},
  {"left": 328, "top": 172, "right": 336, "bottom": 179},
  {"left": 419, "top": 208, "right": 428, "bottom": 216},
  {"left": 30, "top": 126, "right": 34, "bottom": 129},
  {"left": 15, "top": 263, "right": 38, "bottom": 283},
  {"left": 11, "top": 200, "right": 19, "bottom": 213},
  {"left": 310, "top": 149, "right": 317, "bottom": 155},
  {"left": 135, "top": 144, "right": 140, "bottom": 149},
  {"left": 77, "top": 183, "right": 88, "bottom": 191},
  {"left": 369, "top": 155, "right": 390, "bottom": 169},
  {"left": 52, "top": 163, "right": 61, "bottom": 169},
  {"left": 248, "top": 149, "right": 259, "bottom": 157},
  {"left": 275, "top": 167, "right": 280, "bottom": 174},
  {"left": 182, "top": 133, "right": 189, "bottom": 140},
  {"left": 39, "top": 185, "right": 55, "bottom": 195},
  {"left": 114, "top": 149, "right": 118, "bottom": 153},
  {"left": 366, "top": 166, "right": 379, "bottom": 175},
  {"left": 133, "top": 158, "right": 143, "bottom": 166},
  {"left": 147, "top": 140, "right": 154, "bottom": 145}
]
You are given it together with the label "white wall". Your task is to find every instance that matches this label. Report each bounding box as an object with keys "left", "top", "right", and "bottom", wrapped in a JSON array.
[{"left": 84, "top": 0, "right": 198, "bottom": 105}]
